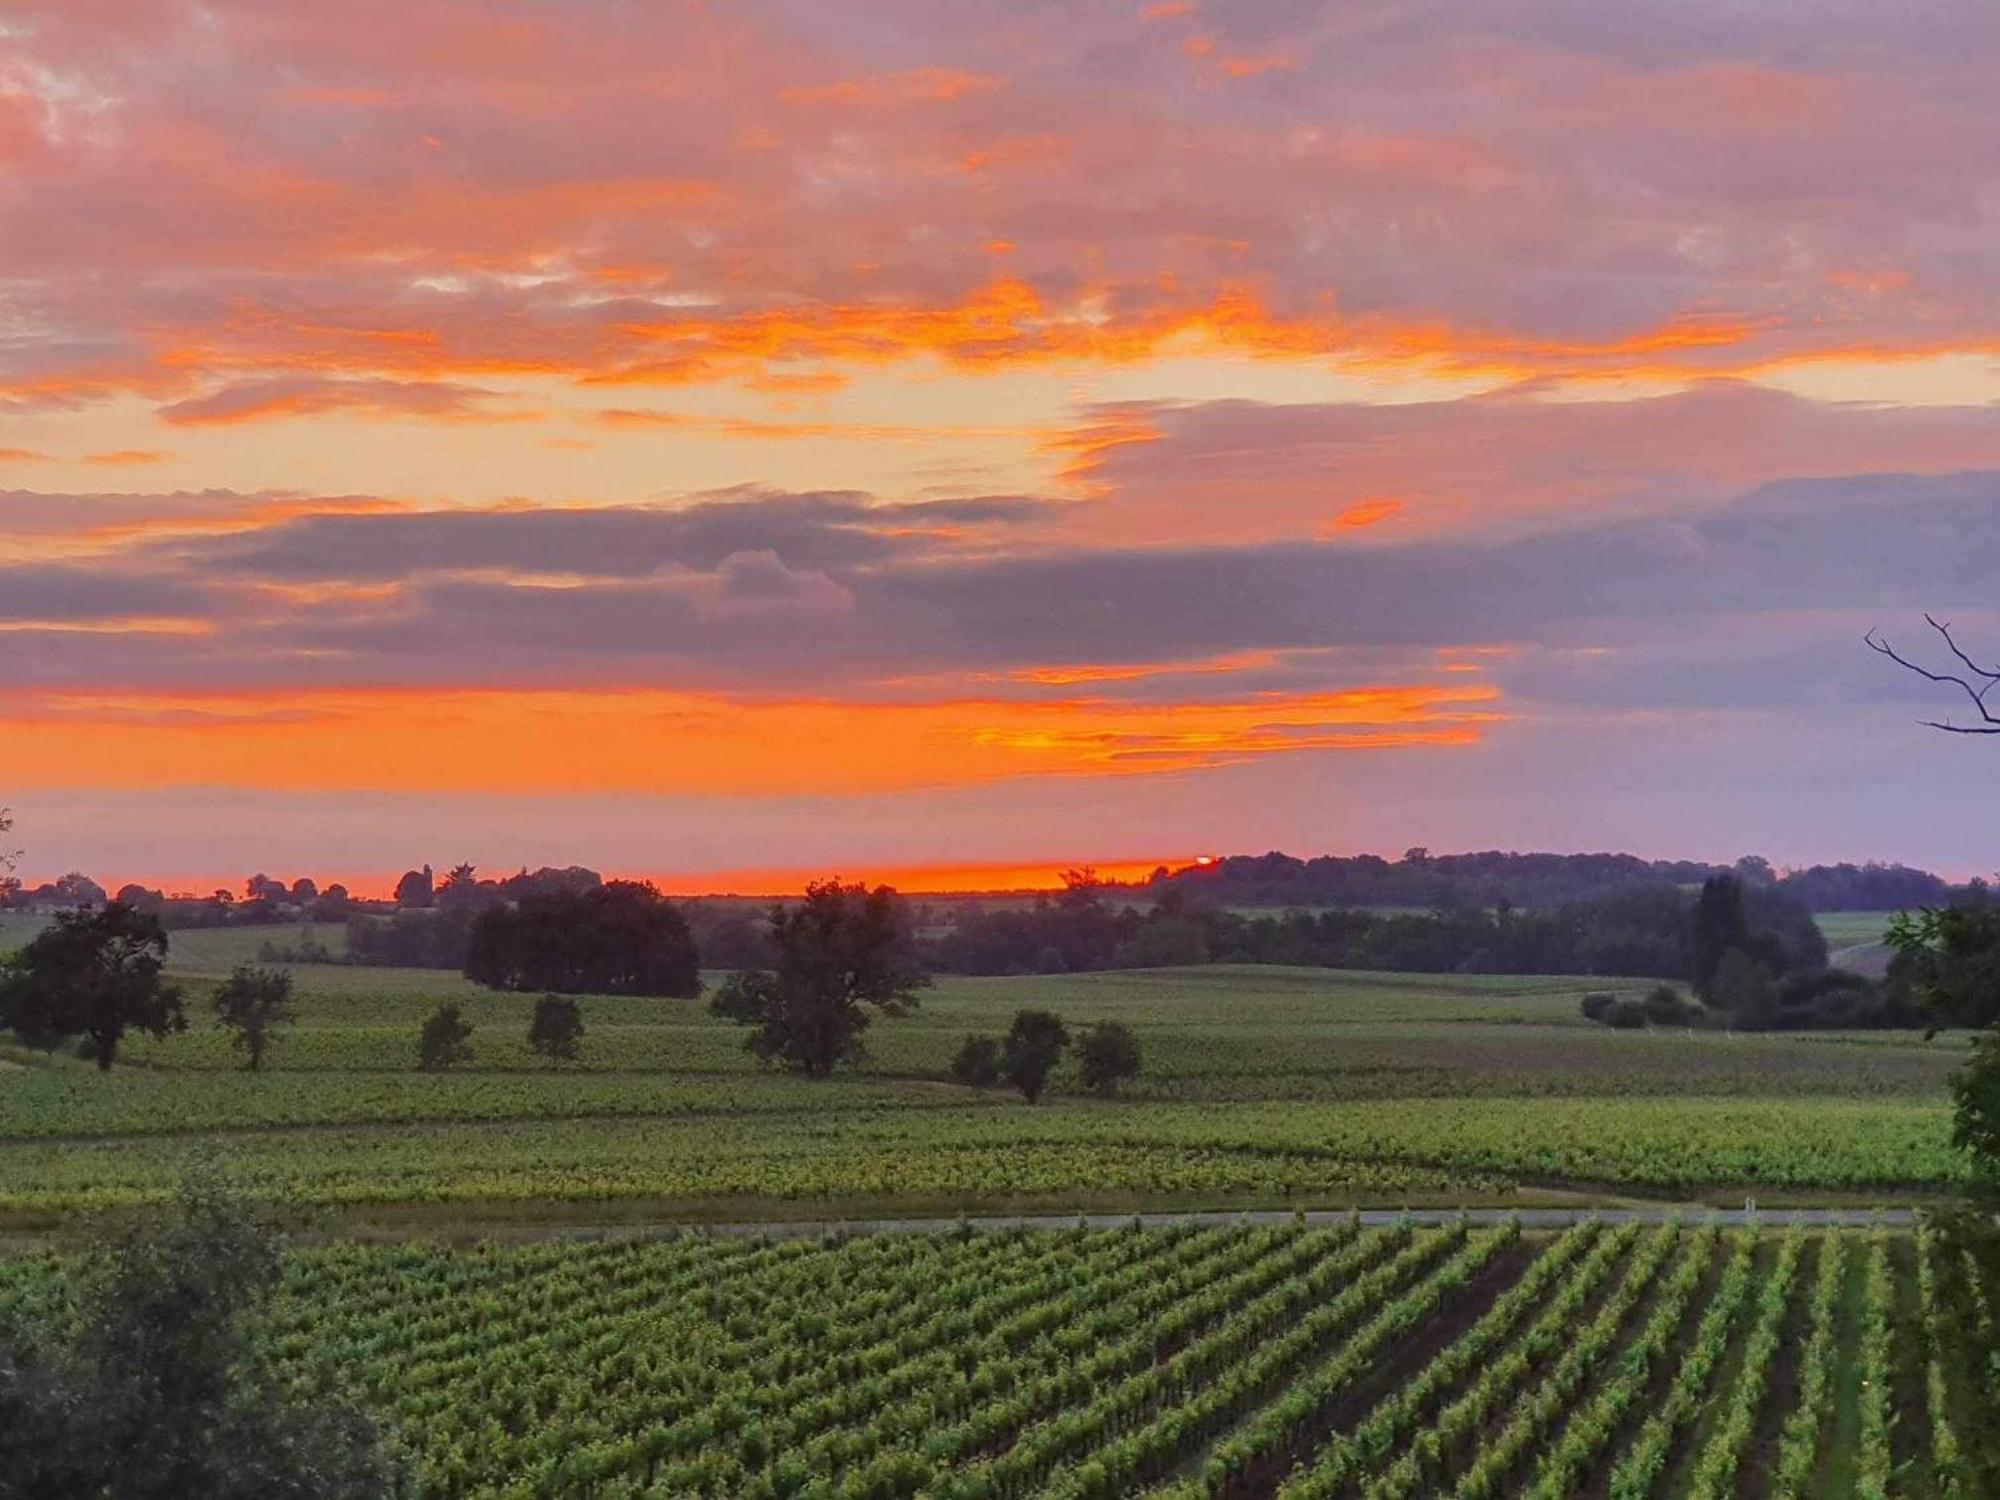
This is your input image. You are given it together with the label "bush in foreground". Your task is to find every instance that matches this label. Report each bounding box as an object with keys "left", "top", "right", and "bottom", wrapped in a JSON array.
[{"left": 0, "top": 1172, "right": 400, "bottom": 1499}]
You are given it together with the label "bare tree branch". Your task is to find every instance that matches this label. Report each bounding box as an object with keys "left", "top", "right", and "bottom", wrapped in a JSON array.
[{"left": 1865, "top": 616, "right": 2000, "bottom": 734}]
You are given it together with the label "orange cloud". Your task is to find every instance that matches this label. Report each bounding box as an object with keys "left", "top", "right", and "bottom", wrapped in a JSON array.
[
  {"left": 974, "top": 651, "right": 1285, "bottom": 687},
  {"left": 0, "top": 448, "right": 55, "bottom": 462},
  {"left": 1323, "top": 497, "right": 1405, "bottom": 533},
  {"left": 1042, "top": 408, "right": 1165, "bottom": 490},
  {"left": 80, "top": 449, "right": 171, "bottom": 466},
  {"left": 592, "top": 407, "right": 1047, "bottom": 444},
  {"left": 0, "top": 683, "right": 1500, "bottom": 798},
  {"left": 780, "top": 68, "right": 1003, "bottom": 108}
]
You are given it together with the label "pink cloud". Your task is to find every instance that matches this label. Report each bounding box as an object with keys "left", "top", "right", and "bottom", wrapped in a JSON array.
[{"left": 1, "top": 0, "right": 1997, "bottom": 412}]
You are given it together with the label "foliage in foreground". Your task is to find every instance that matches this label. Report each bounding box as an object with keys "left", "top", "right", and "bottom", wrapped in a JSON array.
[{"left": 0, "top": 1173, "right": 398, "bottom": 1499}]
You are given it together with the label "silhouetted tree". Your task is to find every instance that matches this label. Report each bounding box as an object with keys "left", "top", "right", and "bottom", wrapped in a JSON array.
[
  {"left": 1690, "top": 875, "right": 1752, "bottom": 999},
  {"left": 465, "top": 881, "right": 699, "bottom": 996},
  {"left": 289, "top": 878, "right": 318, "bottom": 903},
  {"left": 112, "top": 884, "right": 165, "bottom": 915},
  {"left": 393, "top": 865, "right": 434, "bottom": 909},
  {"left": 211, "top": 966, "right": 294, "bottom": 1072},
  {"left": 949, "top": 1034, "right": 1001, "bottom": 1087},
  {"left": 436, "top": 863, "right": 482, "bottom": 911},
  {"left": 1075, "top": 1021, "right": 1141, "bottom": 1098},
  {"left": 527, "top": 993, "right": 584, "bottom": 1064},
  {"left": 52, "top": 872, "right": 106, "bottom": 907},
  {"left": 0, "top": 1169, "right": 400, "bottom": 1498},
  {"left": 1002, "top": 1009, "right": 1069, "bottom": 1103},
  {"left": 0, "top": 904, "right": 184, "bottom": 1069},
  {"left": 710, "top": 880, "right": 927, "bottom": 1077},
  {"left": 244, "top": 874, "right": 286, "bottom": 903},
  {"left": 416, "top": 1002, "right": 473, "bottom": 1072}
]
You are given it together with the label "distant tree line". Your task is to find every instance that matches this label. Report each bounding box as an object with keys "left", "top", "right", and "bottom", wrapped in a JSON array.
[
  {"left": 1142, "top": 848, "right": 1958, "bottom": 913},
  {"left": 925, "top": 871, "right": 1830, "bottom": 984}
]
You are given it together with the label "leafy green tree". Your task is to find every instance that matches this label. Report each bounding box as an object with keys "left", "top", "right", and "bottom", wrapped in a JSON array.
[
  {"left": 527, "top": 993, "right": 584, "bottom": 1064},
  {"left": 1955, "top": 1030, "right": 2000, "bottom": 1173},
  {"left": 1887, "top": 900, "right": 2000, "bottom": 1029},
  {"left": 710, "top": 880, "right": 928, "bottom": 1077},
  {"left": 949, "top": 1034, "right": 1001, "bottom": 1086},
  {"left": 1002, "top": 1009, "right": 1069, "bottom": 1103},
  {"left": 0, "top": 1170, "right": 400, "bottom": 1498},
  {"left": 416, "top": 1001, "right": 474, "bottom": 1071},
  {"left": 1075, "top": 1020, "right": 1142, "bottom": 1098},
  {"left": 211, "top": 966, "right": 294, "bottom": 1072},
  {"left": 0, "top": 903, "right": 184, "bottom": 1070}
]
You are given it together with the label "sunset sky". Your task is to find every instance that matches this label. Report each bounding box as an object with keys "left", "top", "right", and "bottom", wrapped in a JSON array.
[{"left": 5, "top": 0, "right": 2000, "bottom": 891}]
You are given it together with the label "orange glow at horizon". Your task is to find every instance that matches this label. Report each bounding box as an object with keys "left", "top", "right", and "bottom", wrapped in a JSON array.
[{"left": 73, "top": 854, "right": 1211, "bottom": 903}]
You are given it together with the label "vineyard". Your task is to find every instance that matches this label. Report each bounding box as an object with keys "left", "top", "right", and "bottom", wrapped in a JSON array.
[
  {"left": 4, "top": 1216, "right": 1990, "bottom": 1498},
  {"left": 0, "top": 959, "right": 1970, "bottom": 1224}
]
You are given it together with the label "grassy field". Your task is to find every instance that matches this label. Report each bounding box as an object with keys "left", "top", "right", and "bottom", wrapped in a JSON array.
[
  {"left": 4, "top": 1216, "right": 1988, "bottom": 1498},
  {"left": 0, "top": 922, "right": 1973, "bottom": 1225}
]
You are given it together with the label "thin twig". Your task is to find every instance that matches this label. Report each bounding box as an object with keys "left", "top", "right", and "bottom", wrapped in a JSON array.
[{"left": 1865, "top": 619, "right": 2000, "bottom": 734}]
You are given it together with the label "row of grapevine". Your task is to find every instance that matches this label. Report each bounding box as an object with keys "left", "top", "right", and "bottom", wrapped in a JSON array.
[{"left": 5, "top": 1219, "right": 1993, "bottom": 1498}]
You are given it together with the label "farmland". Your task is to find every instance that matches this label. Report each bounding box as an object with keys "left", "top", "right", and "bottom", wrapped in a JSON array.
[
  {"left": 5, "top": 1216, "right": 1991, "bottom": 1498},
  {"left": 0, "top": 922, "right": 1973, "bottom": 1225},
  {"left": 2, "top": 918, "right": 1992, "bottom": 1499}
]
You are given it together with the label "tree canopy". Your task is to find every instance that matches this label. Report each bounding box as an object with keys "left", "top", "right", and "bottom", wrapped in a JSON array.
[
  {"left": 416, "top": 1002, "right": 474, "bottom": 1072},
  {"left": 211, "top": 966, "right": 295, "bottom": 1072},
  {"left": 465, "top": 881, "right": 700, "bottom": 997},
  {"left": 710, "top": 880, "right": 927, "bottom": 1076},
  {"left": 0, "top": 902, "right": 184, "bottom": 1069},
  {"left": 1002, "top": 1009, "right": 1069, "bottom": 1103},
  {"left": 527, "top": 993, "right": 585, "bottom": 1064},
  {"left": 1887, "top": 898, "right": 2000, "bottom": 1031},
  {"left": 1075, "top": 1021, "right": 1142, "bottom": 1098}
]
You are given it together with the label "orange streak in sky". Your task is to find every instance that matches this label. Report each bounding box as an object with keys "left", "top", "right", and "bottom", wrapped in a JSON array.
[{"left": 0, "top": 684, "right": 1502, "bottom": 797}]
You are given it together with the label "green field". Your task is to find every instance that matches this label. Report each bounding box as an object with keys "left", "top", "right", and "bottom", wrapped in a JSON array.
[
  {"left": 0, "top": 924, "right": 1973, "bottom": 1226},
  {"left": 4, "top": 1216, "right": 1989, "bottom": 1498}
]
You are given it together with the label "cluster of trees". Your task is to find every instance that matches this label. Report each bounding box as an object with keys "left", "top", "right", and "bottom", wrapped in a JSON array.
[
  {"left": 0, "top": 904, "right": 306, "bottom": 1072},
  {"left": 927, "top": 873, "right": 1829, "bottom": 988},
  {"left": 464, "top": 882, "right": 700, "bottom": 997},
  {"left": 950, "top": 1013, "right": 1141, "bottom": 1102},
  {"left": 1144, "top": 849, "right": 1960, "bottom": 913}
]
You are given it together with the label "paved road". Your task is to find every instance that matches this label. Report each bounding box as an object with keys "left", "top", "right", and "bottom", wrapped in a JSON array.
[{"left": 542, "top": 1204, "right": 1919, "bottom": 1241}]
